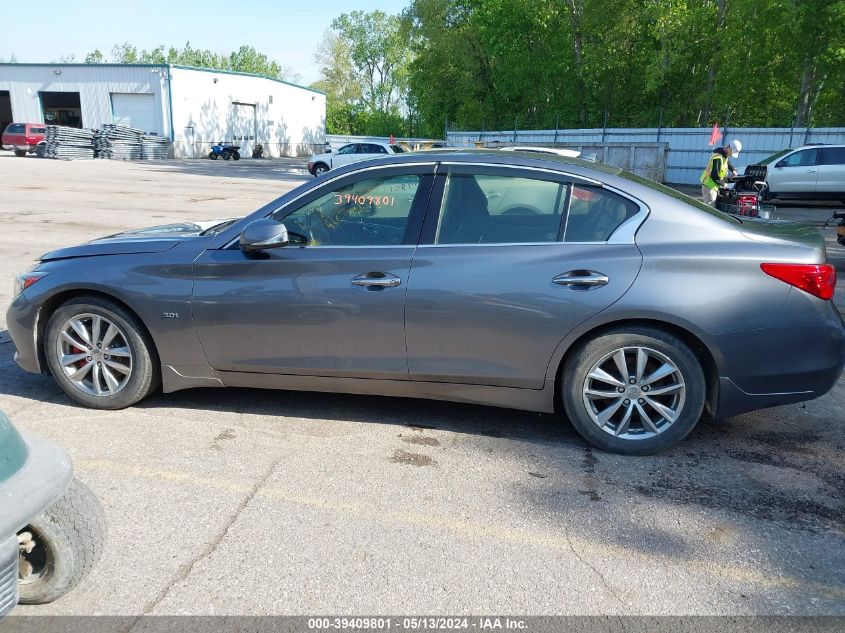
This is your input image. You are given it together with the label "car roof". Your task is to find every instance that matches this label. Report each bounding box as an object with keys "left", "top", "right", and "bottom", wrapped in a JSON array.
[{"left": 344, "top": 148, "right": 624, "bottom": 178}]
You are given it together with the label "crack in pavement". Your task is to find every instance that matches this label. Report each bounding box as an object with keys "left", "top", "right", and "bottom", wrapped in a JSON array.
[
  {"left": 563, "top": 524, "right": 629, "bottom": 612},
  {"left": 126, "top": 458, "right": 282, "bottom": 627}
]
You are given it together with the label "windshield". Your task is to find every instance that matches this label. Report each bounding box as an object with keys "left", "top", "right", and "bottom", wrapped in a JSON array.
[{"left": 760, "top": 149, "right": 791, "bottom": 165}]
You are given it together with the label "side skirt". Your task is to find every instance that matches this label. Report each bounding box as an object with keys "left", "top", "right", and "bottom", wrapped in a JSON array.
[{"left": 162, "top": 364, "right": 556, "bottom": 414}]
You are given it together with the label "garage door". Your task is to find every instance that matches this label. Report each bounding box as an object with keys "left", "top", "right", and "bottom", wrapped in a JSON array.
[{"left": 111, "top": 93, "right": 159, "bottom": 133}]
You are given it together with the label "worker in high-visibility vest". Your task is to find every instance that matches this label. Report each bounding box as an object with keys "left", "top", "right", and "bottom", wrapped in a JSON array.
[{"left": 700, "top": 139, "right": 742, "bottom": 206}]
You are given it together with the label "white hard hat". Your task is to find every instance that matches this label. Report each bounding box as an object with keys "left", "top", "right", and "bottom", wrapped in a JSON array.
[{"left": 730, "top": 139, "right": 742, "bottom": 156}]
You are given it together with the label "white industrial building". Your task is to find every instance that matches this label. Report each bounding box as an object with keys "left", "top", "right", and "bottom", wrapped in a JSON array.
[{"left": 0, "top": 63, "right": 326, "bottom": 158}]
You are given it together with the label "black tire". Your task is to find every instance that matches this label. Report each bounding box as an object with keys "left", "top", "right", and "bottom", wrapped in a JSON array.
[
  {"left": 222, "top": 151, "right": 231, "bottom": 160},
  {"left": 313, "top": 162, "right": 329, "bottom": 177},
  {"left": 44, "top": 296, "right": 160, "bottom": 409},
  {"left": 231, "top": 151, "right": 240, "bottom": 161},
  {"left": 14, "top": 149, "right": 27, "bottom": 157},
  {"left": 208, "top": 151, "right": 218, "bottom": 160},
  {"left": 561, "top": 326, "right": 706, "bottom": 455},
  {"left": 17, "top": 478, "right": 107, "bottom": 604}
]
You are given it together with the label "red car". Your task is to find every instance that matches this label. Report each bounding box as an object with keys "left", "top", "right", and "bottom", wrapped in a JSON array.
[{"left": 2, "top": 123, "right": 46, "bottom": 157}]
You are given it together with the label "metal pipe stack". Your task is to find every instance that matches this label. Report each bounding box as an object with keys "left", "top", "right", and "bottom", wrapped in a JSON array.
[
  {"left": 140, "top": 134, "right": 169, "bottom": 160},
  {"left": 41, "top": 126, "right": 96, "bottom": 160},
  {"left": 95, "top": 125, "right": 145, "bottom": 160}
]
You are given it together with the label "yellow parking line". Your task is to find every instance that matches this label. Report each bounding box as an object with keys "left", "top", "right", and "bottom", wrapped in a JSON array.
[{"left": 77, "top": 459, "right": 845, "bottom": 600}]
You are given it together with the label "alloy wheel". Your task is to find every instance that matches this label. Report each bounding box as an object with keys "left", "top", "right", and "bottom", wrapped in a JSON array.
[
  {"left": 55, "top": 313, "right": 133, "bottom": 396},
  {"left": 582, "top": 346, "right": 686, "bottom": 440}
]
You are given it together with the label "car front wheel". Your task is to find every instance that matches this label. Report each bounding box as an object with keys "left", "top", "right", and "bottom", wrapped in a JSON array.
[
  {"left": 561, "top": 327, "right": 706, "bottom": 455},
  {"left": 45, "top": 297, "right": 160, "bottom": 409},
  {"left": 313, "top": 163, "right": 329, "bottom": 177}
]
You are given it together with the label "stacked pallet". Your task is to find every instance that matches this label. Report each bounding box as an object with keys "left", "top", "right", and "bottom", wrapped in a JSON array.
[
  {"left": 41, "top": 126, "right": 96, "bottom": 160},
  {"left": 140, "top": 134, "right": 169, "bottom": 159},
  {"left": 95, "top": 124, "right": 144, "bottom": 160}
]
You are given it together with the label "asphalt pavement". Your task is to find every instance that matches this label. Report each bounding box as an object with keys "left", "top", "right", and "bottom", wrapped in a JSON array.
[{"left": 0, "top": 154, "right": 842, "bottom": 617}]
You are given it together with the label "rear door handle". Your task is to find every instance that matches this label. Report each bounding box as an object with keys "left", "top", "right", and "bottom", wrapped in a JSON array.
[
  {"left": 553, "top": 271, "right": 609, "bottom": 288},
  {"left": 351, "top": 272, "right": 401, "bottom": 289}
]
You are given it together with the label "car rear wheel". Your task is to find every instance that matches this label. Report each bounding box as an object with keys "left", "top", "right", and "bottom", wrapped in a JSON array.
[
  {"left": 17, "top": 478, "right": 106, "bottom": 604},
  {"left": 561, "top": 327, "right": 706, "bottom": 455},
  {"left": 45, "top": 297, "right": 160, "bottom": 409}
]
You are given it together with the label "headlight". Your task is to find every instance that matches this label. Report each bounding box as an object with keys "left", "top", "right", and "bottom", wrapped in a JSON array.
[{"left": 13, "top": 271, "right": 48, "bottom": 298}]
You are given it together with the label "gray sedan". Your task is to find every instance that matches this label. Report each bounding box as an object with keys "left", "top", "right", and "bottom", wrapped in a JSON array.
[{"left": 6, "top": 151, "right": 844, "bottom": 454}]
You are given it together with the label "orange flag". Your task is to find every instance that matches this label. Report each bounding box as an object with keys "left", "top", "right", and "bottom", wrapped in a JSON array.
[{"left": 708, "top": 122, "right": 722, "bottom": 146}]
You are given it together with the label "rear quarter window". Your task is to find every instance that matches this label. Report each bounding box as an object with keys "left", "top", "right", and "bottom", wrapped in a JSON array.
[
  {"left": 29, "top": 127, "right": 46, "bottom": 134},
  {"left": 564, "top": 187, "right": 640, "bottom": 242}
]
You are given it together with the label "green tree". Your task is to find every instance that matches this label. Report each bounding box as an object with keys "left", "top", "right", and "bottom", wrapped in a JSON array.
[{"left": 84, "top": 49, "right": 105, "bottom": 64}]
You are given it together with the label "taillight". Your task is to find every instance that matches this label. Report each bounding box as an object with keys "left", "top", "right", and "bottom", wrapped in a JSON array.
[{"left": 760, "top": 263, "right": 837, "bottom": 300}]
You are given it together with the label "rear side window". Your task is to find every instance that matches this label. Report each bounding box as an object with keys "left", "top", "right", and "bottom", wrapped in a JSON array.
[
  {"left": 783, "top": 149, "right": 818, "bottom": 167},
  {"left": 365, "top": 144, "right": 388, "bottom": 154},
  {"left": 819, "top": 147, "right": 845, "bottom": 165},
  {"left": 564, "top": 186, "right": 639, "bottom": 242},
  {"left": 5, "top": 123, "right": 24, "bottom": 134},
  {"left": 435, "top": 174, "right": 566, "bottom": 245}
]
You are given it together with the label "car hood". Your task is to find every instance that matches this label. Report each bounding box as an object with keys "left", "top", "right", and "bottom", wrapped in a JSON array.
[{"left": 40, "top": 219, "right": 234, "bottom": 261}]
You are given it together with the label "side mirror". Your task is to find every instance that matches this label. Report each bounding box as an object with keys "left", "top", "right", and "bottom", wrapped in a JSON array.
[
  {"left": 239, "top": 219, "right": 290, "bottom": 252},
  {"left": 774, "top": 160, "right": 786, "bottom": 168}
]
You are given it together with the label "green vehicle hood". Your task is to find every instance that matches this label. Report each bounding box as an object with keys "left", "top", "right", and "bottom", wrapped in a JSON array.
[{"left": 0, "top": 411, "right": 28, "bottom": 483}]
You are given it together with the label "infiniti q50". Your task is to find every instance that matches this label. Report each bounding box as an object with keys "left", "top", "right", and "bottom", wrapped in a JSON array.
[{"left": 7, "top": 151, "right": 844, "bottom": 454}]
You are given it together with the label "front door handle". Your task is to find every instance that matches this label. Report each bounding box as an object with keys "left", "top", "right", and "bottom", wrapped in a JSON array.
[
  {"left": 553, "top": 271, "right": 609, "bottom": 288},
  {"left": 351, "top": 272, "right": 401, "bottom": 289}
]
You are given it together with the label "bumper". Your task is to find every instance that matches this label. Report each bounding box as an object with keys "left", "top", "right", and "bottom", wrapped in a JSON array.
[
  {"left": 0, "top": 436, "right": 73, "bottom": 538},
  {"left": 4, "top": 145, "right": 36, "bottom": 153},
  {"left": 714, "top": 294, "right": 845, "bottom": 418},
  {"left": 0, "top": 536, "right": 17, "bottom": 617},
  {"left": 5, "top": 293, "right": 41, "bottom": 374}
]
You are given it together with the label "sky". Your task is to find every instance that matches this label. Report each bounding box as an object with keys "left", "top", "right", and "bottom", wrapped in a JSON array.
[{"left": 0, "top": 0, "right": 410, "bottom": 86}]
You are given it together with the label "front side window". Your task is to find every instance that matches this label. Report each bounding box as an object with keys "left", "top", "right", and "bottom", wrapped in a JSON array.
[
  {"left": 783, "top": 149, "right": 818, "bottom": 167},
  {"left": 273, "top": 174, "right": 422, "bottom": 246},
  {"left": 336, "top": 144, "right": 355, "bottom": 155},
  {"left": 435, "top": 174, "right": 566, "bottom": 244},
  {"left": 564, "top": 186, "right": 639, "bottom": 242}
]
